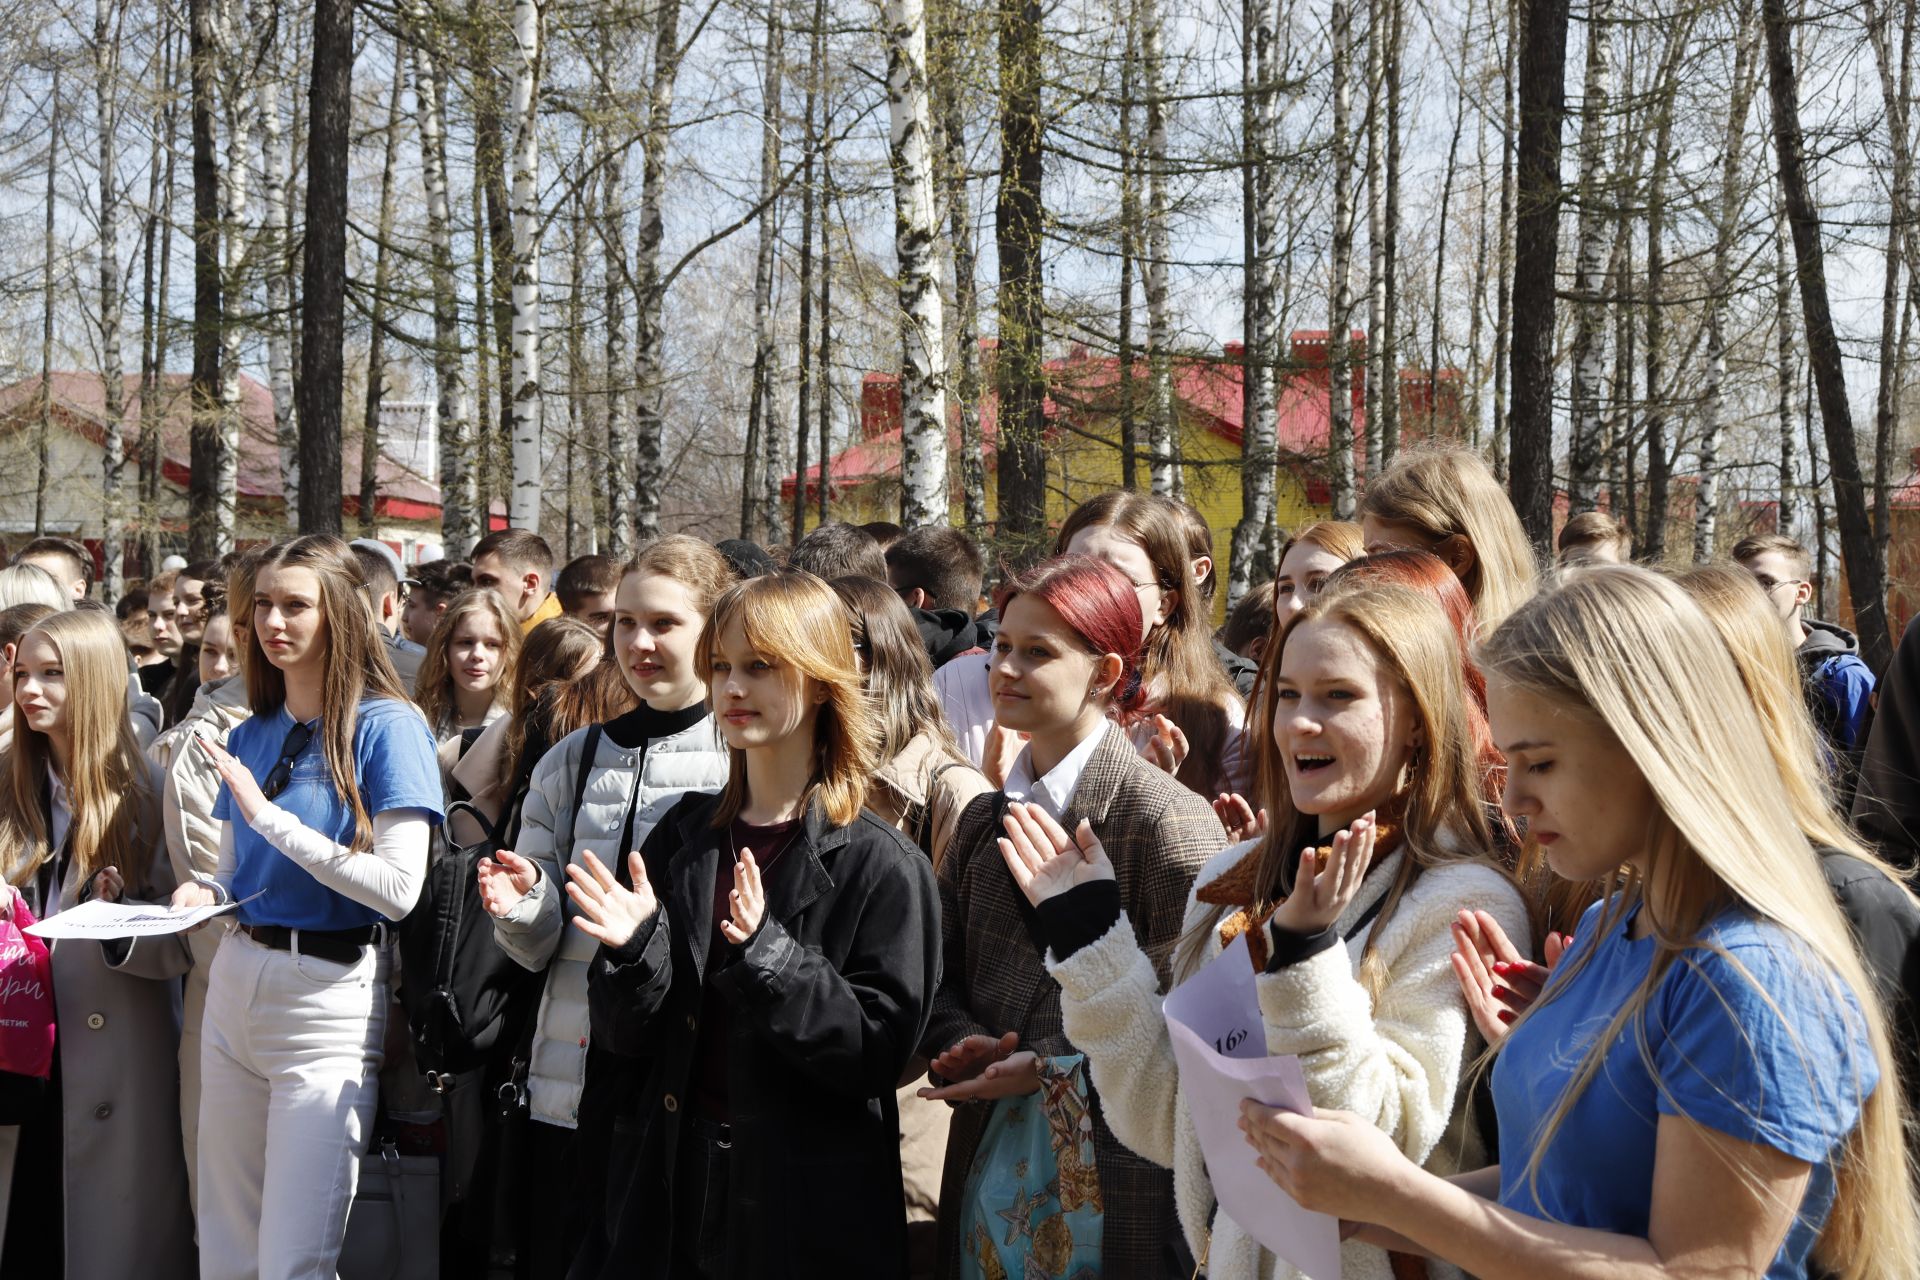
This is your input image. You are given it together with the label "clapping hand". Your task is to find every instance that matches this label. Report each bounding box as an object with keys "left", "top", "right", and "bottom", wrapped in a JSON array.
[
  {"left": 1212, "top": 793, "right": 1270, "bottom": 844},
  {"left": 997, "top": 803, "right": 1114, "bottom": 908},
  {"left": 565, "top": 850, "right": 658, "bottom": 950},
  {"left": 1268, "top": 813, "right": 1376, "bottom": 936},
  {"left": 476, "top": 850, "right": 540, "bottom": 918},
  {"left": 917, "top": 1031, "right": 1043, "bottom": 1102},
  {"left": 983, "top": 722, "right": 1029, "bottom": 789},
  {"left": 717, "top": 850, "right": 766, "bottom": 945},
  {"left": 87, "top": 866, "right": 125, "bottom": 903},
  {"left": 1140, "top": 714, "right": 1189, "bottom": 776},
  {"left": 1449, "top": 908, "right": 1565, "bottom": 1043}
]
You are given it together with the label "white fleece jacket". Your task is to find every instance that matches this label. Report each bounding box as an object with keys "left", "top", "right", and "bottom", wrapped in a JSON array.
[{"left": 1048, "top": 837, "right": 1530, "bottom": 1280}]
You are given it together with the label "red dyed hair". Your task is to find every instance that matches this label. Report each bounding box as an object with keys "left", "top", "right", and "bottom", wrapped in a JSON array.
[
  {"left": 997, "top": 555, "right": 1149, "bottom": 720},
  {"left": 1326, "top": 548, "right": 1508, "bottom": 820}
]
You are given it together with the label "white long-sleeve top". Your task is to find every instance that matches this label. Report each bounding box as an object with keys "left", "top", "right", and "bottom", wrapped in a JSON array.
[
  {"left": 210, "top": 805, "right": 431, "bottom": 922},
  {"left": 1048, "top": 837, "right": 1530, "bottom": 1280}
]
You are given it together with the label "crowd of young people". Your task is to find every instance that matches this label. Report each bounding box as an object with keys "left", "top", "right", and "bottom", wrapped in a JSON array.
[{"left": 0, "top": 444, "right": 1912, "bottom": 1280}]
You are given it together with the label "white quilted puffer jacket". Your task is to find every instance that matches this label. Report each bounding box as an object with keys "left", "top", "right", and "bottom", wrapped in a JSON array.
[{"left": 491, "top": 714, "right": 730, "bottom": 1129}]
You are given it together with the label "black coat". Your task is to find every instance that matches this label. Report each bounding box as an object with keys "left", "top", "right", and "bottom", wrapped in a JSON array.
[{"left": 574, "top": 792, "right": 940, "bottom": 1280}]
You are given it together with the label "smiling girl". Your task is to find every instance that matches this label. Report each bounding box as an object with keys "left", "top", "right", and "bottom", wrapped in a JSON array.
[
  {"left": 171, "top": 535, "right": 445, "bottom": 1280},
  {"left": 1243, "top": 567, "right": 1917, "bottom": 1280},
  {"left": 1273, "top": 521, "right": 1364, "bottom": 623},
  {"left": 415, "top": 588, "right": 521, "bottom": 745},
  {"left": 480, "top": 535, "right": 733, "bottom": 1278},
  {"left": 922, "top": 554, "right": 1226, "bottom": 1277},
  {"left": 0, "top": 609, "right": 195, "bottom": 1278},
  {"left": 568, "top": 570, "right": 939, "bottom": 1279},
  {"left": 1001, "top": 579, "right": 1526, "bottom": 1279}
]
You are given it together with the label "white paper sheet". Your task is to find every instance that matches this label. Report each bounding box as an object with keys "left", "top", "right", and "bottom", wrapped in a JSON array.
[
  {"left": 1165, "top": 937, "right": 1344, "bottom": 1279},
  {"left": 24, "top": 898, "right": 238, "bottom": 940}
]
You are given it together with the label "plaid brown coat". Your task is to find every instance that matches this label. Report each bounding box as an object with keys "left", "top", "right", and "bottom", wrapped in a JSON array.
[{"left": 924, "top": 724, "right": 1228, "bottom": 1278}]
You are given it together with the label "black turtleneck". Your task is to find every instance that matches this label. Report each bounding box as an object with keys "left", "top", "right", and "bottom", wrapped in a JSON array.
[{"left": 601, "top": 698, "right": 710, "bottom": 750}]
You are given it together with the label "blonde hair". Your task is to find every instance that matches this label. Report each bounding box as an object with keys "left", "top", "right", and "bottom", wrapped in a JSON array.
[
  {"left": 1675, "top": 565, "right": 1915, "bottom": 890},
  {"left": 0, "top": 611, "right": 158, "bottom": 889},
  {"left": 1184, "top": 581, "right": 1499, "bottom": 985},
  {"left": 0, "top": 563, "right": 67, "bottom": 612},
  {"left": 245, "top": 536, "right": 415, "bottom": 854},
  {"left": 1281, "top": 520, "right": 1366, "bottom": 566},
  {"left": 622, "top": 536, "right": 737, "bottom": 625},
  {"left": 697, "top": 572, "right": 879, "bottom": 828},
  {"left": 415, "top": 589, "right": 521, "bottom": 735},
  {"left": 1360, "top": 444, "right": 1538, "bottom": 627},
  {"left": 1482, "top": 566, "right": 1918, "bottom": 1280}
]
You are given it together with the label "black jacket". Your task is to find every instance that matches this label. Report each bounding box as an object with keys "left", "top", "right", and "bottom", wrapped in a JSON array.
[
  {"left": 575, "top": 792, "right": 940, "bottom": 1280},
  {"left": 1819, "top": 849, "right": 1920, "bottom": 1091}
]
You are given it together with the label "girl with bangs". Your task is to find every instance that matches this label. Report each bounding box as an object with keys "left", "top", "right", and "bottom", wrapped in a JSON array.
[
  {"left": 568, "top": 571, "right": 939, "bottom": 1280},
  {"left": 0, "top": 609, "right": 194, "bottom": 1277},
  {"left": 415, "top": 587, "right": 521, "bottom": 745},
  {"left": 171, "top": 535, "right": 445, "bottom": 1280},
  {"left": 922, "top": 555, "right": 1227, "bottom": 1277},
  {"left": 1000, "top": 578, "right": 1525, "bottom": 1280},
  {"left": 935, "top": 491, "right": 1251, "bottom": 798},
  {"left": 480, "top": 535, "right": 730, "bottom": 1278},
  {"left": 1243, "top": 566, "right": 1919, "bottom": 1280}
]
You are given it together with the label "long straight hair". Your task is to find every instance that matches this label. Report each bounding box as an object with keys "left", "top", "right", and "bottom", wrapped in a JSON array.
[
  {"left": 1184, "top": 581, "right": 1497, "bottom": 983},
  {"left": 0, "top": 611, "right": 158, "bottom": 888},
  {"left": 1359, "top": 444, "right": 1538, "bottom": 628},
  {"left": 245, "top": 536, "right": 413, "bottom": 853},
  {"left": 415, "top": 588, "right": 522, "bottom": 734},
  {"left": 499, "top": 617, "right": 633, "bottom": 794},
  {"left": 697, "top": 571, "right": 879, "bottom": 828},
  {"left": 1056, "top": 491, "right": 1241, "bottom": 796},
  {"left": 831, "top": 575, "right": 965, "bottom": 765},
  {"left": 1483, "top": 567, "right": 1917, "bottom": 1280}
]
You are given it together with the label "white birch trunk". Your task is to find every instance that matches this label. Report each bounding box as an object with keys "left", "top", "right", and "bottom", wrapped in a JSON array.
[
  {"left": 1328, "top": 0, "right": 1358, "bottom": 519},
  {"left": 885, "top": 0, "right": 949, "bottom": 527},
  {"left": 258, "top": 10, "right": 298, "bottom": 526},
  {"left": 1143, "top": 0, "right": 1175, "bottom": 495},
  {"left": 1775, "top": 212, "right": 1797, "bottom": 535},
  {"left": 602, "top": 153, "right": 634, "bottom": 559},
  {"left": 631, "top": 0, "right": 685, "bottom": 542},
  {"left": 94, "top": 0, "right": 127, "bottom": 599},
  {"left": 1694, "top": 3, "right": 1759, "bottom": 563},
  {"left": 212, "top": 0, "right": 253, "bottom": 552},
  {"left": 507, "top": 0, "right": 543, "bottom": 530},
  {"left": 1363, "top": 0, "right": 1385, "bottom": 473},
  {"left": 410, "top": 11, "right": 476, "bottom": 551},
  {"left": 1566, "top": 0, "right": 1613, "bottom": 513},
  {"left": 747, "top": 0, "right": 784, "bottom": 543},
  {"left": 1229, "top": 0, "right": 1280, "bottom": 606}
]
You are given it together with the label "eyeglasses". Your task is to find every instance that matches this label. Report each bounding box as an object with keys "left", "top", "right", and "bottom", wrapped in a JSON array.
[{"left": 262, "top": 719, "right": 317, "bottom": 800}]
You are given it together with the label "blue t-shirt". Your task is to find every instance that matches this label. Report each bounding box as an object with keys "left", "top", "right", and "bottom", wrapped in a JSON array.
[
  {"left": 214, "top": 698, "right": 445, "bottom": 930},
  {"left": 1491, "top": 898, "right": 1876, "bottom": 1278}
]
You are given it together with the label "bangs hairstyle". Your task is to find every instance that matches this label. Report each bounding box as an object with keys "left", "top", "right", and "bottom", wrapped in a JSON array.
[
  {"left": 499, "top": 616, "right": 634, "bottom": 796},
  {"left": 697, "top": 572, "right": 879, "bottom": 828},
  {"left": 1480, "top": 566, "right": 1918, "bottom": 1280},
  {"left": 1194, "top": 580, "right": 1498, "bottom": 984},
  {"left": 831, "top": 575, "right": 965, "bottom": 765},
  {"left": 1359, "top": 444, "right": 1537, "bottom": 627},
  {"left": 1055, "top": 492, "right": 1241, "bottom": 796},
  {"left": 245, "top": 536, "right": 415, "bottom": 853},
  {"left": 0, "top": 610, "right": 159, "bottom": 889},
  {"left": 415, "top": 589, "right": 522, "bottom": 733},
  {"left": 995, "top": 555, "right": 1149, "bottom": 721}
]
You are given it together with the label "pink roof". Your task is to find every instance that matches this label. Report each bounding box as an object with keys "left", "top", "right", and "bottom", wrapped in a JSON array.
[{"left": 0, "top": 372, "right": 442, "bottom": 511}]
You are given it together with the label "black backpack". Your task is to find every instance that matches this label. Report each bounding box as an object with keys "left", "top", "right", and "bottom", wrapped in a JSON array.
[{"left": 398, "top": 725, "right": 600, "bottom": 1080}]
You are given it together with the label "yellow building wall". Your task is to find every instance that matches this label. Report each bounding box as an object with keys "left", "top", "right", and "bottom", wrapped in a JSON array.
[{"left": 800, "top": 411, "right": 1334, "bottom": 625}]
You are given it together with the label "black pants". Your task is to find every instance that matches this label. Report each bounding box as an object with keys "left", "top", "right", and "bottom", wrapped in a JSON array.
[
  {"left": 670, "top": 1117, "right": 732, "bottom": 1279},
  {"left": 1, "top": 1051, "right": 60, "bottom": 1279}
]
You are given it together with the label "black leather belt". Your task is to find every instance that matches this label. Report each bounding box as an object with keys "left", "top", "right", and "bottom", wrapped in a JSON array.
[{"left": 239, "top": 922, "right": 380, "bottom": 965}]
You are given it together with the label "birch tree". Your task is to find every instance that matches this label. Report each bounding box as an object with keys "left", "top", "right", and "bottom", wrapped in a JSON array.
[
  {"left": 260, "top": 12, "right": 298, "bottom": 523},
  {"left": 1692, "top": 1, "right": 1759, "bottom": 563},
  {"left": 630, "top": 0, "right": 685, "bottom": 542},
  {"left": 741, "top": 0, "right": 782, "bottom": 543},
  {"left": 361, "top": 53, "right": 409, "bottom": 537},
  {"left": 1566, "top": 0, "right": 1613, "bottom": 514},
  {"left": 1142, "top": 0, "right": 1175, "bottom": 495},
  {"left": 1229, "top": 0, "right": 1280, "bottom": 605},
  {"left": 507, "top": 0, "right": 544, "bottom": 529},
  {"left": 1328, "top": 0, "right": 1359, "bottom": 519},
  {"left": 411, "top": 1, "right": 477, "bottom": 551},
  {"left": 936, "top": 4, "right": 987, "bottom": 529},
  {"left": 92, "top": 0, "right": 128, "bottom": 598},
  {"left": 188, "top": 0, "right": 224, "bottom": 560},
  {"left": 212, "top": 0, "right": 253, "bottom": 549},
  {"left": 884, "top": 0, "right": 949, "bottom": 526}
]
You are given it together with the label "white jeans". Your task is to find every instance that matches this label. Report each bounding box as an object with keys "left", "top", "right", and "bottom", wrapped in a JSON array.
[{"left": 197, "top": 928, "right": 389, "bottom": 1280}]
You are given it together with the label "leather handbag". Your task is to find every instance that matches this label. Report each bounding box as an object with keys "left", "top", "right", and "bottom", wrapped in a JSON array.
[{"left": 338, "top": 1138, "right": 440, "bottom": 1280}]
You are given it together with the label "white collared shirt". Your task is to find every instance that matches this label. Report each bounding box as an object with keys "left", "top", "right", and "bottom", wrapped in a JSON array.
[{"left": 1003, "top": 723, "right": 1107, "bottom": 822}]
